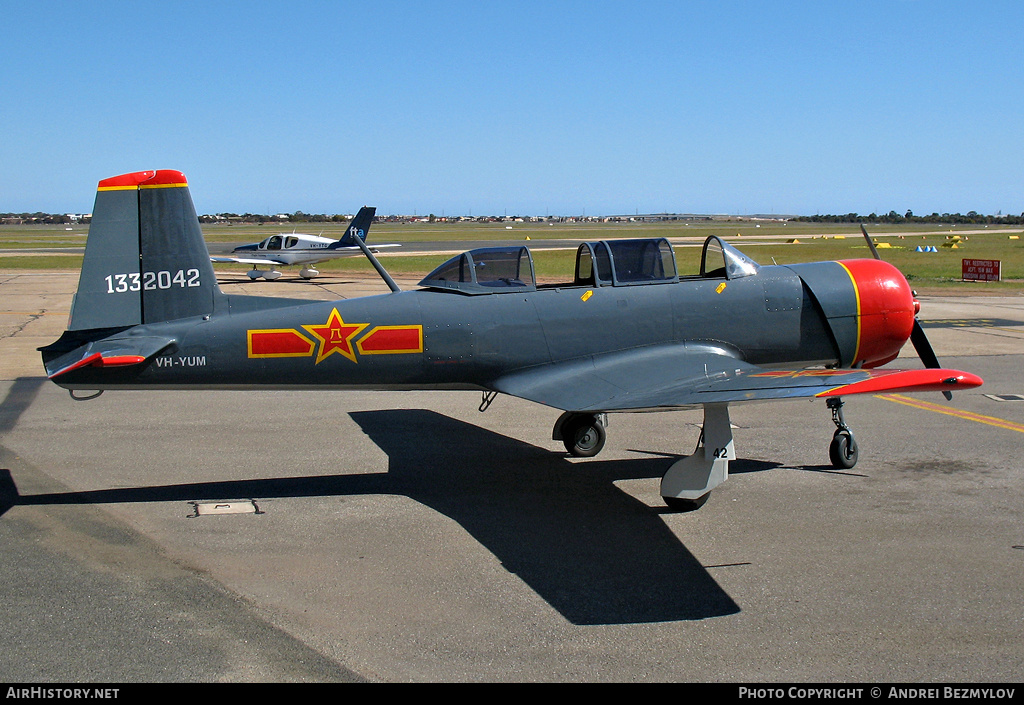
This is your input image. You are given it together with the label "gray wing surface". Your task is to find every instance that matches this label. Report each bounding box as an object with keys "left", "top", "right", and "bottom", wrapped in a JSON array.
[{"left": 490, "top": 342, "right": 976, "bottom": 412}]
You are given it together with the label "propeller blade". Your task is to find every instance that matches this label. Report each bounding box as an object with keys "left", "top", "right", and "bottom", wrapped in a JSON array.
[
  {"left": 860, "top": 224, "right": 881, "bottom": 260},
  {"left": 861, "top": 224, "right": 953, "bottom": 399},
  {"left": 910, "top": 319, "right": 940, "bottom": 368},
  {"left": 910, "top": 319, "right": 952, "bottom": 399}
]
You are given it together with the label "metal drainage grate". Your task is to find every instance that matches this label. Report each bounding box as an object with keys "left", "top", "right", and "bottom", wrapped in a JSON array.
[{"left": 188, "top": 500, "right": 261, "bottom": 517}]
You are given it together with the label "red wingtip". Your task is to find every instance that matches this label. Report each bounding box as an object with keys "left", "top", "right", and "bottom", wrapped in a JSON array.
[{"left": 819, "top": 369, "right": 984, "bottom": 397}]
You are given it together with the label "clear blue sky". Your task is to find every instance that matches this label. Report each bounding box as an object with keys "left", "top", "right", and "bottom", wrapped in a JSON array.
[{"left": 3, "top": 1, "right": 1022, "bottom": 217}]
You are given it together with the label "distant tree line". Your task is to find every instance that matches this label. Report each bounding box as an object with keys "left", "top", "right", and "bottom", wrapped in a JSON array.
[
  {"left": 203, "top": 211, "right": 355, "bottom": 224},
  {"left": 1, "top": 212, "right": 81, "bottom": 224},
  {"left": 6, "top": 208, "right": 1024, "bottom": 226},
  {"left": 794, "top": 210, "right": 1024, "bottom": 225}
]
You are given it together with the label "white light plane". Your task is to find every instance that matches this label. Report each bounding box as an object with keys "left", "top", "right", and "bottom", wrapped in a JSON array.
[{"left": 210, "top": 206, "right": 398, "bottom": 279}]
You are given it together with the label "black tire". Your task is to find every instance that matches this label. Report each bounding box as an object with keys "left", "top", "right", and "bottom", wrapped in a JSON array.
[
  {"left": 663, "top": 493, "right": 710, "bottom": 512},
  {"left": 561, "top": 415, "right": 606, "bottom": 457},
  {"left": 829, "top": 430, "right": 859, "bottom": 469}
]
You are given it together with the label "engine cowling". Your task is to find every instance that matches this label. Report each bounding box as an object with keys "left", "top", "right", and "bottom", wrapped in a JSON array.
[
  {"left": 788, "top": 259, "right": 916, "bottom": 368},
  {"left": 837, "top": 259, "right": 917, "bottom": 367}
]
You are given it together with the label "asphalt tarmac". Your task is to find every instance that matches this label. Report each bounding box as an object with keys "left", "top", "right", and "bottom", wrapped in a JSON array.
[{"left": 1, "top": 270, "right": 1022, "bottom": 682}]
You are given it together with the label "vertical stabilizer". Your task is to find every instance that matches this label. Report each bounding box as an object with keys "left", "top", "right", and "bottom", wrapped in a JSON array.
[
  {"left": 333, "top": 206, "right": 376, "bottom": 247},
  {"left": 69, "top": 170, "right": 220, "bottom": 331}
]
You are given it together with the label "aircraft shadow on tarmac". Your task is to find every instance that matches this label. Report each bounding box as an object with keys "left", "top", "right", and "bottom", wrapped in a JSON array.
[{"left": 0, "top": 400, "right": 791, "bottom": 625}]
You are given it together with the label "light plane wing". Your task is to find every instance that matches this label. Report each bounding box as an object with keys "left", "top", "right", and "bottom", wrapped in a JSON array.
[
  {"left": 209, "top": 244, "right": 401, "bottom": 267},
  {"left": 491, "top": 344, "right": 980, "bottom": 413}
]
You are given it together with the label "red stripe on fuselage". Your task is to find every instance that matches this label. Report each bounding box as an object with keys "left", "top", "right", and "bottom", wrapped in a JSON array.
[
  {"left": 357, "top": 326, "right": 424, "bottom": 354},
  {"left": 247, "top": 329, "right": 315, "bottom": 358}
]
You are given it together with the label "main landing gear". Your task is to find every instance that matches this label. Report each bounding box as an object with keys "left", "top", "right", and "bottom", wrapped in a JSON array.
[
  {"left": 827, "top": 397, "right": 859, "bottom": 470},
  {"left": 247, "top": 266, "right": 282, "bottom": 280},
  {"left": 554, "top": 406, "right": 733, "bottom": 511},
  {"left": 660, "top": 403, "right": 733, "bottom": 511},
  {"left": 550, "top": 398, "right": 859, "bottom": 512},
  {"left": 553, "top": 412, "right": 607, "bottom": 458}
]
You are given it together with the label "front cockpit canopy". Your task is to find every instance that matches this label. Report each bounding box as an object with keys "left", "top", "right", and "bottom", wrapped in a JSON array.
[
  {"left": 257, "top": 235, "right": 299, "bottom": 251},
  {"left": 700, "top": 236, "right": 760, "bottom": 279}
]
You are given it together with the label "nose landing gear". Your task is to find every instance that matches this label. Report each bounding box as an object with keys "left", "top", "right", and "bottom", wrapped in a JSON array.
[{"left": 827, "top": 397, "right": 859, "bottom": 469}]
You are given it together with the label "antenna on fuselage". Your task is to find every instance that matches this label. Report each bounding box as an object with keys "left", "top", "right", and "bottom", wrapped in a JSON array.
[{"left": 353, "top": 229, "right": 401, "bottom": 293}]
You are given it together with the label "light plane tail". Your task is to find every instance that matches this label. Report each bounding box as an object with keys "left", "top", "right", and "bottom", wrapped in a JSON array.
[
  {"left": 40, "top": 170, "right": 222, "bottom": 380},
  {"left": 67, "top": 170, "right": 221, "bottom": 331},
  {"left": 333, "top": 206, "right": 376, "bottom": 248}
]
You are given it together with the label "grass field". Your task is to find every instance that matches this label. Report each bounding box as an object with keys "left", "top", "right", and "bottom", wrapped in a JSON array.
[{"left": 2, "top": 220, "right": 1023, "bottom": 293}]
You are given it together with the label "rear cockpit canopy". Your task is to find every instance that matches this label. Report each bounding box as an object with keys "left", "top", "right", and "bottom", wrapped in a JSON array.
[
  {"left": 577, "top": 238, "right": 678, "bottom": 286},
  {"left": 419, "top": 246, "right": 537, "bottom": 294}
]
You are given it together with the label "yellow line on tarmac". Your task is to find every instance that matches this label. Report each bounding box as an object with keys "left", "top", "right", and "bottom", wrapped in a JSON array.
[{"left": 877, "top": 394, "right": 1024, "bottom": 434}]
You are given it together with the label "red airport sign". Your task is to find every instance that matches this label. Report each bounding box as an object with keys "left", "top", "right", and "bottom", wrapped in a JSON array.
[{"left": 962, "top": 258, "right": 1001, "bottom": 282}]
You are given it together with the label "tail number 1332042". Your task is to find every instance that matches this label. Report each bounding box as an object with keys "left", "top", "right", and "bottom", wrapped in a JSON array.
[{"left": 104, "top": 268, "right": 201, "bottom": 294}]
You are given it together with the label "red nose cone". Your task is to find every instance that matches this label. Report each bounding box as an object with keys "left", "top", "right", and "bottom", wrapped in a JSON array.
[{"left": 838, "top": 259, "right": 916, "bottom": 368}]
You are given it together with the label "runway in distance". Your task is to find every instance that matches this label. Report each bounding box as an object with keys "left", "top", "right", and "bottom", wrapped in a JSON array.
[
  {"left": 41, "top": 170, "right": 982, "bottom": 510},
  {"left": 209, "top": 205, "right": 399, "bottom": 279}
]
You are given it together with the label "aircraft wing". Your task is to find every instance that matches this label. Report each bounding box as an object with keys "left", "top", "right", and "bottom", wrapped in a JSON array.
[
  {"left": 210, "top": 244, "right": 400, "bottom": 266},
  {"left": 210, "top": 255, "right": 281, "bottom": 265},
  {"left": 490, "top": 343, "right": 982, "bottom": 413}
]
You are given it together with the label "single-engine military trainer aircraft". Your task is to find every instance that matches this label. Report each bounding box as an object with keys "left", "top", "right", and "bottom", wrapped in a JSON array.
[
  {"left": 41, "top": 170, "right": 983, "bottom": 510},
  {"left": 209, "top": 205, "right": 399, "bottom": 280}
]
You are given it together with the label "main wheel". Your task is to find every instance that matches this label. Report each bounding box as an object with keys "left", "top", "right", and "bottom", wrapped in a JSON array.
[
  {"left": 829, "top": 430, "right": 859, "bottom": 469},
  {"left": 561, "top": 414, "right": 606, "bottom": 457}
]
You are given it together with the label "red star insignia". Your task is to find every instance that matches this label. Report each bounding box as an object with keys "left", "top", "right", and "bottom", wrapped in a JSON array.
[{"left": 302, "top": 309, "right": 368, "bottom": 364}]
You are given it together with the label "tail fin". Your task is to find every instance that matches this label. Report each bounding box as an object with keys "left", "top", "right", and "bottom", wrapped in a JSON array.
[
  {"left": 68, "top": 170, "right": 220, "bottom": 331},
  {"left": 333, "top": 206, "right": 377, "bottom": 248}
]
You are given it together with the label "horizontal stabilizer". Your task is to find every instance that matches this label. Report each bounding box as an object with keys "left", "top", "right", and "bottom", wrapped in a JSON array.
[{"left": 43, "top": 334, "right": 176, "bottom": 379}]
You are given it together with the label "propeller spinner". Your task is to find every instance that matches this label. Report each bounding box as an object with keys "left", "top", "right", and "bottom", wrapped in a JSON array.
[{"left": 860, "top": 225, "right": 951, "bottom": 399}]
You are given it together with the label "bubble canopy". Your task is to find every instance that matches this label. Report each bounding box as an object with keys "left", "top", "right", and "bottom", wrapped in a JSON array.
[
  {"left": 419, "top": 246, "right": 537, "bottom": 293},
  {"left": 417, "top": 236, "right": 757, "bottom": 295}
]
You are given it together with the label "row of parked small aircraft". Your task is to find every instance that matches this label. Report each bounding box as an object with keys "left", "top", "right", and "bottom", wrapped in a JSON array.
[{"left": 40, "top": 170, "right": 982, "bottom": 510}]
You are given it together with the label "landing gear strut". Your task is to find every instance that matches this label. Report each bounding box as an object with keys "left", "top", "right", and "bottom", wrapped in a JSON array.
[
  {"left": 827, "top": 397, "right": 859, "bottom": 469},
  {"left": 660, "top": 403, "right": 733, "bottom": 511}
]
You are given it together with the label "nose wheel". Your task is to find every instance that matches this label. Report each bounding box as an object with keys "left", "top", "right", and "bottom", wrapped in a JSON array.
[{"left": 827, "top": 397, "right": 859, "bottom": 469}]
